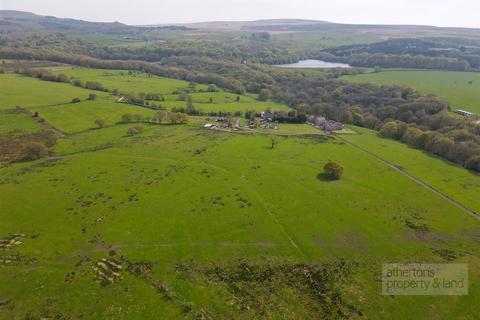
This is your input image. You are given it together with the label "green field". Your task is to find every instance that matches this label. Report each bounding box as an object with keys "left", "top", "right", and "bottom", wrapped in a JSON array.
[
  {"left": 342, "top": 126, "right": 480, "bottom": 214},
  {"left": 163, "top": 92, "right": 290, "bottom": 113},
  {"left": 342, "top": 70, "right": 480, "bottom": 114},
  {"left": 53, "top": 68, "right": 201, "bottom": 94},
  {"left": 29, "top": 98, "right": 156, "bottom": 133},
  {"left": 49, "top": 68, "right": 290, "bottom": 113},
  {"left": 2, "top": 121, "right": 480, "bottom": 319},
  {"left": 1, "top": 72, "right": 480, "bottom": 319},
  {"left": 0, "top": 73, "right": 290, "bottom": 135},
  {"left": 0, "top": 74, "right": 108, "bottom": 110},
  {"left": 0, "top": 109, "right": 44, "bottom": 134}
]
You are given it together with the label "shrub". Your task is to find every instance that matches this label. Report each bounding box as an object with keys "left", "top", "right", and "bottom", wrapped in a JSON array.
[
  {"left": 71, "top": 98, "right": 81, "bottom": 103},
  {"left": 94, "top": 119, "right": 105, "bottom": 128},
  {"left": 322, "top": 161, "right": 344, "bottom": 180},
  {"left": 126, "top": 125, "right": 144, "bottom": 136},
  {"left": 85, "top": 81, "right": 106, "bottom": 91},
  {"left": 72, "top": 79, "right": 84, "bottom": 87},
  {"left": 121, "top": 113, "right": 133, "bottom": 123}
]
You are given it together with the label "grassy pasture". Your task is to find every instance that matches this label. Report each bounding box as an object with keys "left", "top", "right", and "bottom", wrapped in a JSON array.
[
  {"left": 164, "top": 92, "right": 291, "bottom": 113},
  {"left": 0, "top": 109, "right": 43, "bottom": 134},
  {"left": 0, "top": 74, "right": 108, "bottom": 110},
  {"left": 342, "top": 126, "right": 480, "bottom": 214},
  {"left": 2, "top": 70, "right": 480, "bottom": 319},
  {"left": 1, "top": 121, "right": 480, "bottom": 319},
  {"left": 342, "top": 70, "right": 480, "bottom": 114},
  {"left": 49, "top": 68, "right": 291, "bottom": 113},
  {"left": 52, "top": 68, "right": 208, "bottom": 94},
  {"left": 272, "top": 31, "right": 381, "bottom": 50},
  {"left": 29, "top": 98, "right": 156, "bottom": 133}
]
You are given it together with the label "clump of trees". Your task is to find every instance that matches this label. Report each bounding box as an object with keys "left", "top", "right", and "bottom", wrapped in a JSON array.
[
  {"left": 121, "top": 113, "right": 146, "bottom": 123},
  {"left": 122, "top": 111, "right": 188, "bottom": 125},
  {"left": 15, "top": 68, "right": 111, "bottom": 93},
  {"left": 16, "top": 68, "right": 71, "bottom": 83},
  {"left": 379, "top": 119, "right": 480, "bottom": 172},
  {"left": 85, "top": 81, "right": 107, "bottom": 91},
  {"left": 0, "top": 130, "right": 55, "bottom": 162},
  {"left": 126, "top": 125, "right": 144, "bottom": 136}
]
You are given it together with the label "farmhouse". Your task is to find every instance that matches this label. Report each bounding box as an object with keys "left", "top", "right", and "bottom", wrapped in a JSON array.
[
  {"left": 309, "top": 116, "right": 344, "bottom": 132},
  {"left": 203, "top": 123, "right": 215, "bottom": 129},
  {"left": 261, "top": 111, "right": 273, "bottom": 121}
]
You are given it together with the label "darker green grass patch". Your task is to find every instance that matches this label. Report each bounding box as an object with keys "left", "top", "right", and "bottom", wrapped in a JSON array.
[{"left": 176, "top": 259, "right": 364, "bottom": 319}]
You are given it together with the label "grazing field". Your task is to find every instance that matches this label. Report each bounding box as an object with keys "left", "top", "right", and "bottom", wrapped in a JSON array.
[
  {"left": 49, "top": 68, "right": 290, "bottom": 113},
  {"left": 342, "top": 126, "right": 480, "bottom": 214},
  {"left": 163, "top": 92, "right": 290, "bottom": 113},
  {"left": 0, "top": 74, "right": 108, "bottom": 110},
  {"left": 342, "top": 70, "right": 480, "bottom": 114},
  {"left": 0, "top": 109, "right": 44, "bottom": 134},
  {"left": 1, "top": 120, "right": 480, "bottom": 319},
  {"left": 29, "top": 98, "right": 156, "bottom": 133},
  {"left": 1, "top": 71, "right": 480, "bottom": 319},
  {"left": 52, "top": 68, "right": 209, "bottom": 94},
  {"left": 0, "top": 72, "right": 290, "bottom": 135}
]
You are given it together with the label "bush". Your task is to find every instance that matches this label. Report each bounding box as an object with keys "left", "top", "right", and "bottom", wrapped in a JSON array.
[
  {"left": 94, "top": 119, "right": 105, "bottom": 128},
  {"left": 121, "top": 113, "right": 133, "bottom": 123},
  {"left": 127, "top": 125, "right": 144, "bottom": 136},
  {"left": 72, "top": 79, "right": 84, "bottom": 87},
  {"left": 71, "top": 98, "right": 81, "bottom": 103},
  {"left": 85, "top": 81, "right": 106, "bottom": 91},
  {"left": 322, "top": 161, "right": 344, "bottom": 180}
]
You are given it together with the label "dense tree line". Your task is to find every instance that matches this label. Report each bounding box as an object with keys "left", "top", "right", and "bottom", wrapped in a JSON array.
[
  {"left": 266, "top": 72, "right": 480, "bottom": 172},
  {"left": 323, "top": 38, "right": 480, "bottom": 71},
  {"left": 346, "top": 53, "right": 469, "bottom": 71}
]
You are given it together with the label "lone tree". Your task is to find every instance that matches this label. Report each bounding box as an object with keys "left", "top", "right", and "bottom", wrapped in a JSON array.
[
  {"left": 22, "top": 142, "right": 48, "bottom": 160},
  {"left": 95, "top": 119, "right": 105, "bottom": 128},
  {"left": 121, "top": 113, "right": 133, "bottom": 123},
  {"left": 126, "top": 125, "right": 144, "bottom": 136},
  {"left": 271, "top": 137, "right": 278, "bottom": 149},
  {"left": 322, "top": 161, "right": 344, "bottom": 180}
]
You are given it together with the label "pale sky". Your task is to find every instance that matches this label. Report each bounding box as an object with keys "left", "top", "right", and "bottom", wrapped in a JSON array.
[{"left": 2, "top": 0, "right": 480, "bottom": 28}]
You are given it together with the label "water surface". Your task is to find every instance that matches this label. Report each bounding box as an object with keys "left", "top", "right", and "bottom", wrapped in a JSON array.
[{"left": 275, "top": 59, "right": 351, "bottom": 69}]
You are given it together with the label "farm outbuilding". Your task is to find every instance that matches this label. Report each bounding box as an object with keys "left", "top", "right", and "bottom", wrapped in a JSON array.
[{"left": 456, "top": 109, "right": 473, "bottom": 116}]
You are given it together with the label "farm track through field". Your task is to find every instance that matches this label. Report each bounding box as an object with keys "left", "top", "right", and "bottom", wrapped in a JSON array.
[{"left": 336, "top": 135, "right": 480, "bottom": 221}]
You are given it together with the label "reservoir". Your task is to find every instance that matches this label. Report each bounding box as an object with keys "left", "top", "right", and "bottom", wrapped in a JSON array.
[{"left": 274, "top": 59, "right": 351, "bottom": 68}]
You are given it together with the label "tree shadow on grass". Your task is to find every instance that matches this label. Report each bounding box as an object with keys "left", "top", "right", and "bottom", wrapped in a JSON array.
[{"left": 316, "top": 173, "right": 339, "bottom": 181}]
